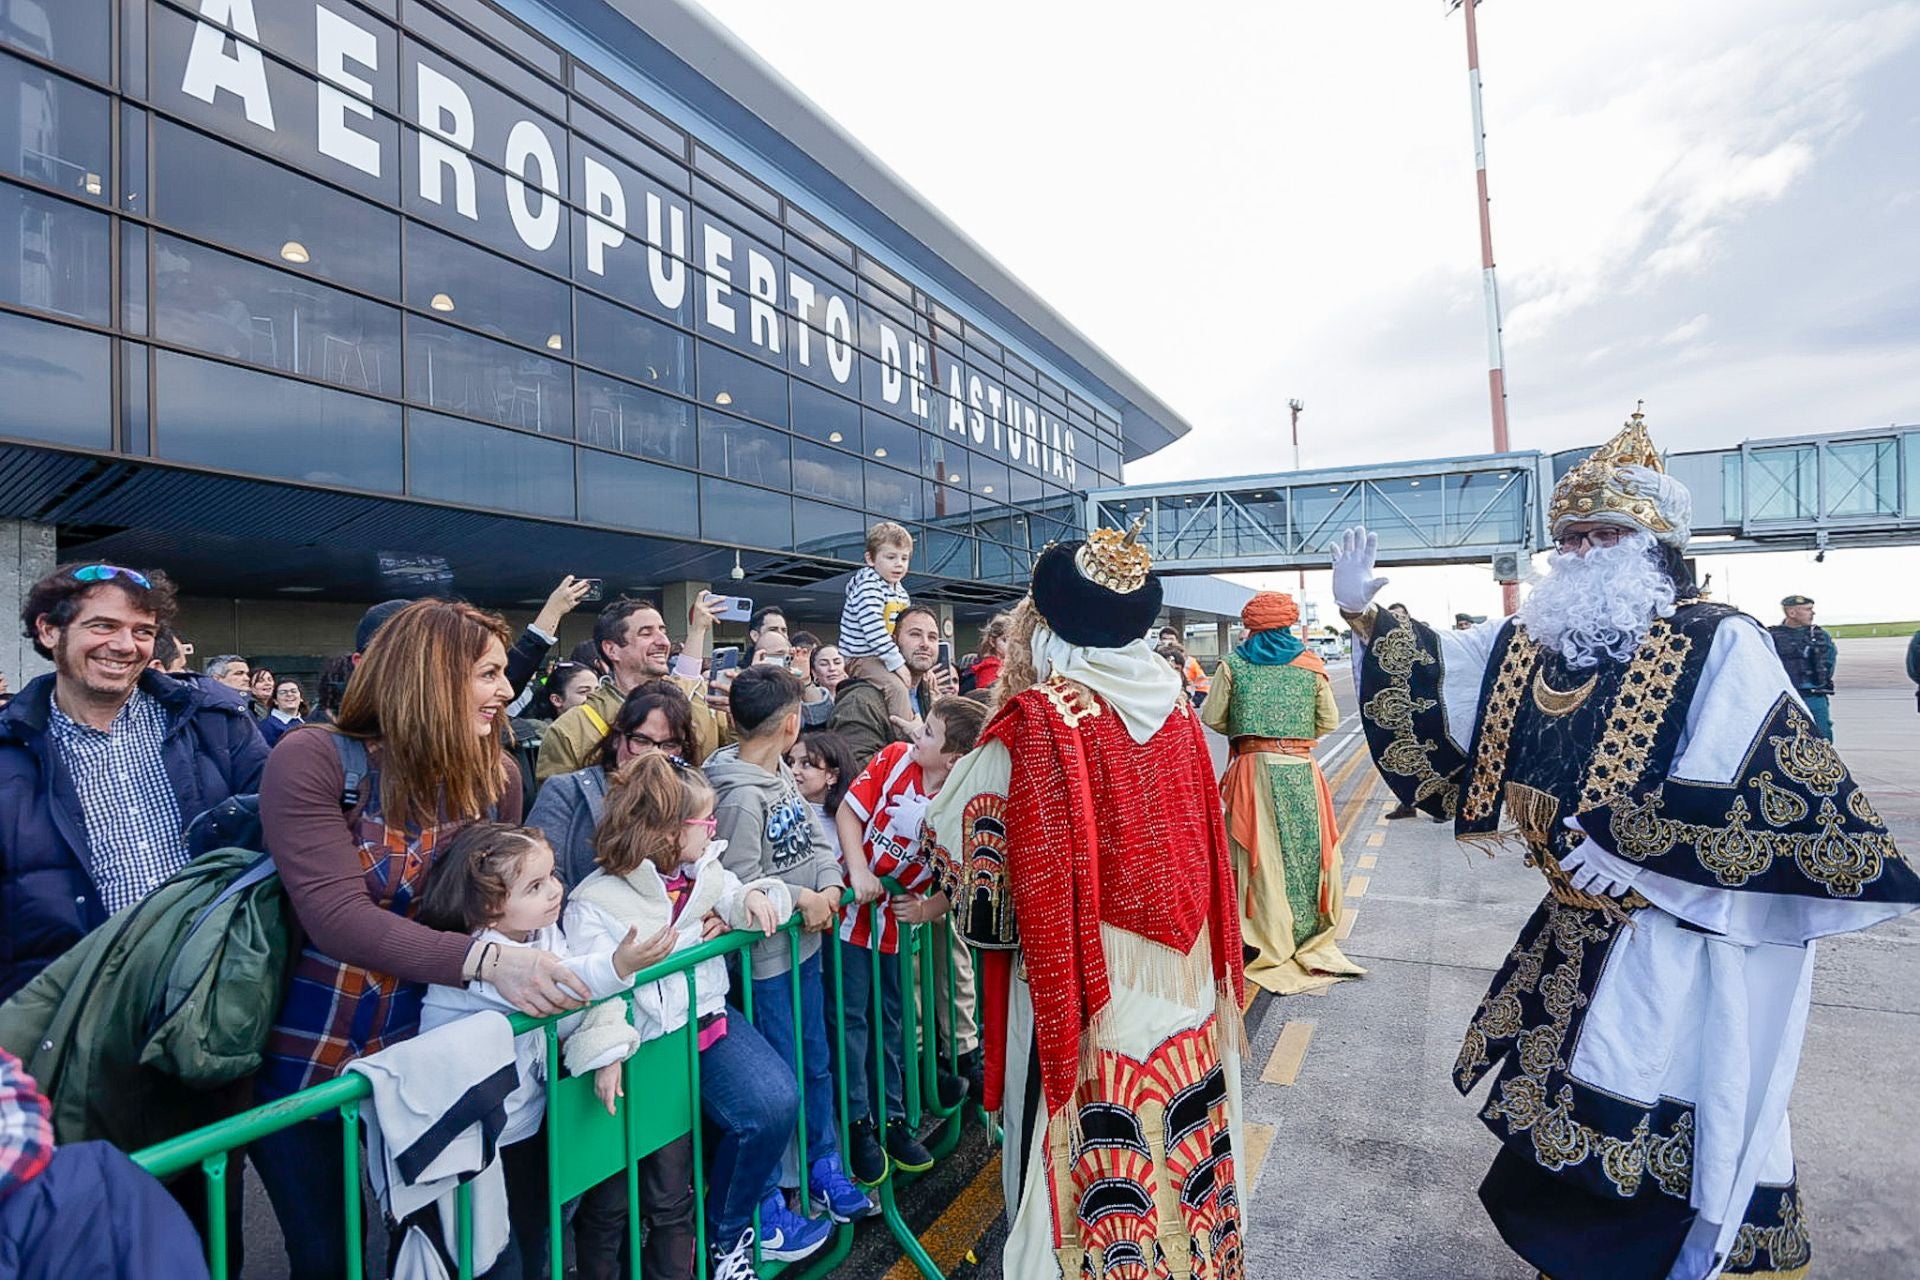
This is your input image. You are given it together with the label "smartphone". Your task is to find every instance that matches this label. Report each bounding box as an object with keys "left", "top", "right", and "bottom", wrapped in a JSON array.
[
  {"left": 579, "top": 578, "right": 604, "bottom": 602},
  {"left": 716, "top": 594, "right": 753, "bottom": 623},
  {"left": 937, "top": 640, "right": 953, "bottom": 669},
  {"left": 708, "top": 645, "right": 741, "bottom": 694}
]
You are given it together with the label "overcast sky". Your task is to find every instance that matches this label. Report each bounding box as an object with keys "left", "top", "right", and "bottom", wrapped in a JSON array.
[{"left": 692, "top": 0, "right": 1920, "bottom": 624}]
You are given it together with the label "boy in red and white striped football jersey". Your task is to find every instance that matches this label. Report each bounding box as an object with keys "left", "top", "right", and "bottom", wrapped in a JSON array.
[{"left": 831, "top": 696, "right": 986, "bottom": 1176}]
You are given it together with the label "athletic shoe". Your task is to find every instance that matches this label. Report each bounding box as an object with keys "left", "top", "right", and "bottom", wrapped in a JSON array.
[
  {"left": 810, "top": 1152, "right": 881, "bottom": 1221},
  {"left": 847, "top": 1118, "right": 889, "bottom": 1185},
  {"left": 1385, "top": 801, "right": 1417, "bottom": 820},
  {"left": 710, "top": 1228, "right": 758, "bottom": 1280},
  {"left": 886, "top": 1118, "right": 934, "bottom": 1172},
  {"left": 936, "top": 1067, "right": 969, "bottom": 1110},
  {"left": 757, "top": 1189, "right": 833, "bottom": 1262}
]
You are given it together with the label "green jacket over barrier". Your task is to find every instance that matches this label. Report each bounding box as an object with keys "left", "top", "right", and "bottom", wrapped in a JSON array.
[{"left": 0, "top": 846, "right": 293, "bottom": 1150}]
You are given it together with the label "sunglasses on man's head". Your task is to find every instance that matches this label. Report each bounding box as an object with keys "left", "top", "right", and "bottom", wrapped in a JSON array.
[{"left": 73, "top": 564, "right": 152, "bottom": 589}]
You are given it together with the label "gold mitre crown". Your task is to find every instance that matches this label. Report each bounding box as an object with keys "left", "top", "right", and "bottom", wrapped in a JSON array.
[
  {"left": 1547, "top": 407, "right": 1673, "bottom": 535},
  {"left": 1075, "top": 516, "right": 1153, "bottom": 594}
]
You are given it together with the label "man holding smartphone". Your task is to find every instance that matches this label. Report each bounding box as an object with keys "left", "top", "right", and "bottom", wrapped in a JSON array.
[
  {"left": 536, "top": 589, "right": 731, "bottom": 778},
  {"left": 828, "top": 605, "right": 958, "bottom": 773}
]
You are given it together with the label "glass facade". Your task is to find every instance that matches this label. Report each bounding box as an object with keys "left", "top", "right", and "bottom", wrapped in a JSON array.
[{"left": 0, "top": 0, "right": 1134, "bottom": 585}]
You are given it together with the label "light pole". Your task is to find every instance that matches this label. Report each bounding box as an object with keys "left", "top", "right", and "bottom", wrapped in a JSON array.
[
  {"left": 1449, "top": 0, "right": 1520, "bottom": 614},
  {"left": 1287, "top": 398, "right": 1306, "bottom": 599}
]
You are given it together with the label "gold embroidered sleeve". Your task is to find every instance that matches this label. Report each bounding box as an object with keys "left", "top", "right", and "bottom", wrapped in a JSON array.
[
  {"left": 1584, "top": 694, "right": 1916, "bottom": 905},
  {"left": 1356, "top": 608, "right": 1466, "bottom": 819},
  {"left": 924, "top": 738, "right": 1019, "bottom": 949}
]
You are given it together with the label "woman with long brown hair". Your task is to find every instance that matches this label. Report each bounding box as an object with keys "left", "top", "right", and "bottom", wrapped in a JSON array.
[{"left": 252, "top": 599, "right": 588, "bottom": 1280}]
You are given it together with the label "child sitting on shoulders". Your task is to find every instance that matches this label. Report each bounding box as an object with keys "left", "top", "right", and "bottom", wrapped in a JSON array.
[
  {"left": 837, "top": 521, "right": 917, "bottom": 724},
  {"left": 563, "top": 752, "right": 823, "bottom": 1277},
  {"left": 419, "top": 822, "right": 665, "bottom": 1278}
]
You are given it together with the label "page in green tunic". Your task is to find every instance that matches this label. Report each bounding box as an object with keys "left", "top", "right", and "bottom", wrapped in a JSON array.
[{"left": 1264, "top": 756, "right": 1326, "bottom": 946}]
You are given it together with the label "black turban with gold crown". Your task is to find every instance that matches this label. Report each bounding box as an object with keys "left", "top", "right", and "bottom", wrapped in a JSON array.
[{"left": 1031, "top": 518, "right": 1163, "bottom": 649}]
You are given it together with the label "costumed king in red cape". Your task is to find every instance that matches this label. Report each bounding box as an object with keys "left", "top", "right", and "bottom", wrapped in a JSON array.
[{"left": 924, "top": 523, "right": 1248, "bottom": 1279}]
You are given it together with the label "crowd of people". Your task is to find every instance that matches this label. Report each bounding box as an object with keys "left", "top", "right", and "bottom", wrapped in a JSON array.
[
  {"left": 0, "top": 419, "right": 1914, "bottom": 1280},
  {"left": 0, "top": 520, "right": 1010, "bottom": 1280}
]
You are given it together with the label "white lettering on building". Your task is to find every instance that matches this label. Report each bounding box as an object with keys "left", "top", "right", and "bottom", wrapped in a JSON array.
[
  {"left": 173, "top": 0, "right": 1092, "bottom": 483},
  {"left": 503, "top": 121, "right": 559, "bottom": 252},
  {"left": 701, "top": 226, "right": 735, "bottom": 333},
  {"left": 314, "top": 7, "right": 379, "bottom": 176},
  {"left": 182, "top": 0, "right": 275, "bottom": 130},
  {"left": 582, "top": 156, "right": 625, "bottom": 275},
  {"left": 644, "top": 192, "right": 687, "bottom": 311},
  {"left": 415, "top": 64, "right": 477, "bottom": 220}
]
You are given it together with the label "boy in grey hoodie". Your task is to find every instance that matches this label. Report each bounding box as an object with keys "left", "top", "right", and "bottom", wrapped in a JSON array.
[{"left": 704, "top": 667, "right": 876, "bottom": 1218}]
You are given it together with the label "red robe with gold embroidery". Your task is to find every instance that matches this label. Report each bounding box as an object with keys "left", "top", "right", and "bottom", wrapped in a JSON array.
[{"left": 929, "top": 675, "right": 1248, "bottom": 1280}]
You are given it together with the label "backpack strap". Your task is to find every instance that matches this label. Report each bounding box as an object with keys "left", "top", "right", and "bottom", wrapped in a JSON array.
[
  {"left": 149, "top": 851, "right": 282, "bottom": 1036},
  {"left": 581, "top": 703, "right": 610, "bottom": 738},
  {"left": 331, "top": 733, "right": 370, "bottom": 809},
  {"left": 183, "top": 852, "right": 280, "bottom": 938}
]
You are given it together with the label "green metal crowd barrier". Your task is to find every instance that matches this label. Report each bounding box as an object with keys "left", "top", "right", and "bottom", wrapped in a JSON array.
[{"left": 130, "top": 885, "right": 985, "bottom": 1279}]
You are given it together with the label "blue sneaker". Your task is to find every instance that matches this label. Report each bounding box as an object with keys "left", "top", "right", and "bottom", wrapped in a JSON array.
[
  {"left": 809, "top": 1152, "right": 881, "bottom": 1222},
  {"left": 758, "top": 1189, "right": 833, "bottom": 1262}
]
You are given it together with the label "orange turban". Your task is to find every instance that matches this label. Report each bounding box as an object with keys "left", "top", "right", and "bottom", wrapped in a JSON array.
[{"left": 1241, "top": 592, "right": 1300, "bottom": 633}]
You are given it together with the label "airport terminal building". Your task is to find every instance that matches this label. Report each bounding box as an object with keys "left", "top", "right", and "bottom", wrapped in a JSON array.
[{"left": 0, "top": 0, "right": 1222, "bottom": 676}]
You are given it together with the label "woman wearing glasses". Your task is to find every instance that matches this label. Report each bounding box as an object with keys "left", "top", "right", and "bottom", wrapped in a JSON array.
[{"left": 527, "top": 681, "right": 703, "bottom": 888}]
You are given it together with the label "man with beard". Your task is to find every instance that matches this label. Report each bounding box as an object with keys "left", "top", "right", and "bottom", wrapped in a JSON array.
[
  {"left": 1332, "top": 411, "right": 1918, "bottom": 1280},
  {"left": 0, "top": 565, "right": 268, "bottom": 1000},
  {"left": 828, "top": 604, "right": 957, "bottom": 771},
  {"left": 924, "top": 527, "right": 1248, "bottom": 1280},
  {"left": 536, "top": 593, "right": 728, "bottom": 778}
]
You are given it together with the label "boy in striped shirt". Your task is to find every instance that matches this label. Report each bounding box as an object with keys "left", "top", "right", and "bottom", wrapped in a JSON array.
[
  {"left": 837, "top": 522, "right": 917, "bottom": 727},
  {"left": 832, "top": 695, "right": 986, "bottom": 1180}
]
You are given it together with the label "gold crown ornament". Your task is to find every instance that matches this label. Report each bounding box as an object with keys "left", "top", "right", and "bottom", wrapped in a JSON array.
[
  {"left": 1547, "top": 405, "right": 1673, "bottom": 536},
  {"left": 1075, "top": 516, "right": 1153, "bottom": 594}
]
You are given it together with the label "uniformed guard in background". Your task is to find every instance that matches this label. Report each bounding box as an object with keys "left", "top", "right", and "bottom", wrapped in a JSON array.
[{"left": 1769, "top": 594, "right": 1837, "bottom": 739}]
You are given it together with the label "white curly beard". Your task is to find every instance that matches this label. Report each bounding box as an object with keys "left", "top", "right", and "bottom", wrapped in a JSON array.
[{"left": 1517, "top": 530, "right": 1677, "bottom": 669}]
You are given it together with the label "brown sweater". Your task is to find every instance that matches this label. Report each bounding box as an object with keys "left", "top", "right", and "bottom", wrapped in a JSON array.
[{"left": 260, "top": 728, "right": 524, "bottom": 987}]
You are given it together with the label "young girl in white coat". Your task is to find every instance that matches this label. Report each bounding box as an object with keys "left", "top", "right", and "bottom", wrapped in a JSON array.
[
  {"left": 562, "top": 752, "right": 829, "bottom": 1279},
  {"left": 417, "top": 822, "right": 666, "bottom": 1278}
]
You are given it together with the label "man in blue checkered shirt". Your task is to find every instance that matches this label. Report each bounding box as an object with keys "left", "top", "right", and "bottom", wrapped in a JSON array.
[{"left": 0, "top": 564, "right": 268, "bottom": 1001}]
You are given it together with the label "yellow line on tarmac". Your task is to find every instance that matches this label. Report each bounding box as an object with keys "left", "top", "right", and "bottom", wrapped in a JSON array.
[
  {"left": 1365, "top": 831, "right": 1385, "bottom": 848},
  {"left": 1323, "top": 745, "right": 1370, "bottom": 801},
  {"left": 881, "top": 1152, "right": 1005, "bottom": 1280},
  {"left": 1356, "top": 854, "right": 1377, "bottom": 870},
  {"left": 1335, "top": 906, "right": 1358, "bottom": 940},
  {"left": 1241, "top": 1120, "right": 1279, "bottom": 1190},
  {"left": 1346, "top": 874, "right": 1371, "bottom": 899},
  {"left": 1260, "top": 1020, "right": 1315, "bottom": 1086},
  {"left": 1334, "top": 772, "right": 1380, "bottom": 842}
]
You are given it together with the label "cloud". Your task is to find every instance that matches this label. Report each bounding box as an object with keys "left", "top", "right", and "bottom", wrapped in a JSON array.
[{"left": 693, "top": 0, "right": 1920, "bottom": 617}]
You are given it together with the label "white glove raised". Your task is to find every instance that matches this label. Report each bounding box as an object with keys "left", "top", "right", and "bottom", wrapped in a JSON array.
[
  {"left": 1558, "top": 838, "right": 1637, "bottom": 900},
  {"left": 1331, "top": 527, "right": 1390, "bottom": 614}
]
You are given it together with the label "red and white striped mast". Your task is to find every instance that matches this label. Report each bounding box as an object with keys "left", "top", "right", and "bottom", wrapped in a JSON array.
[{"left": 1451, "top": 0, "right": 1519, "bottom": 612}]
